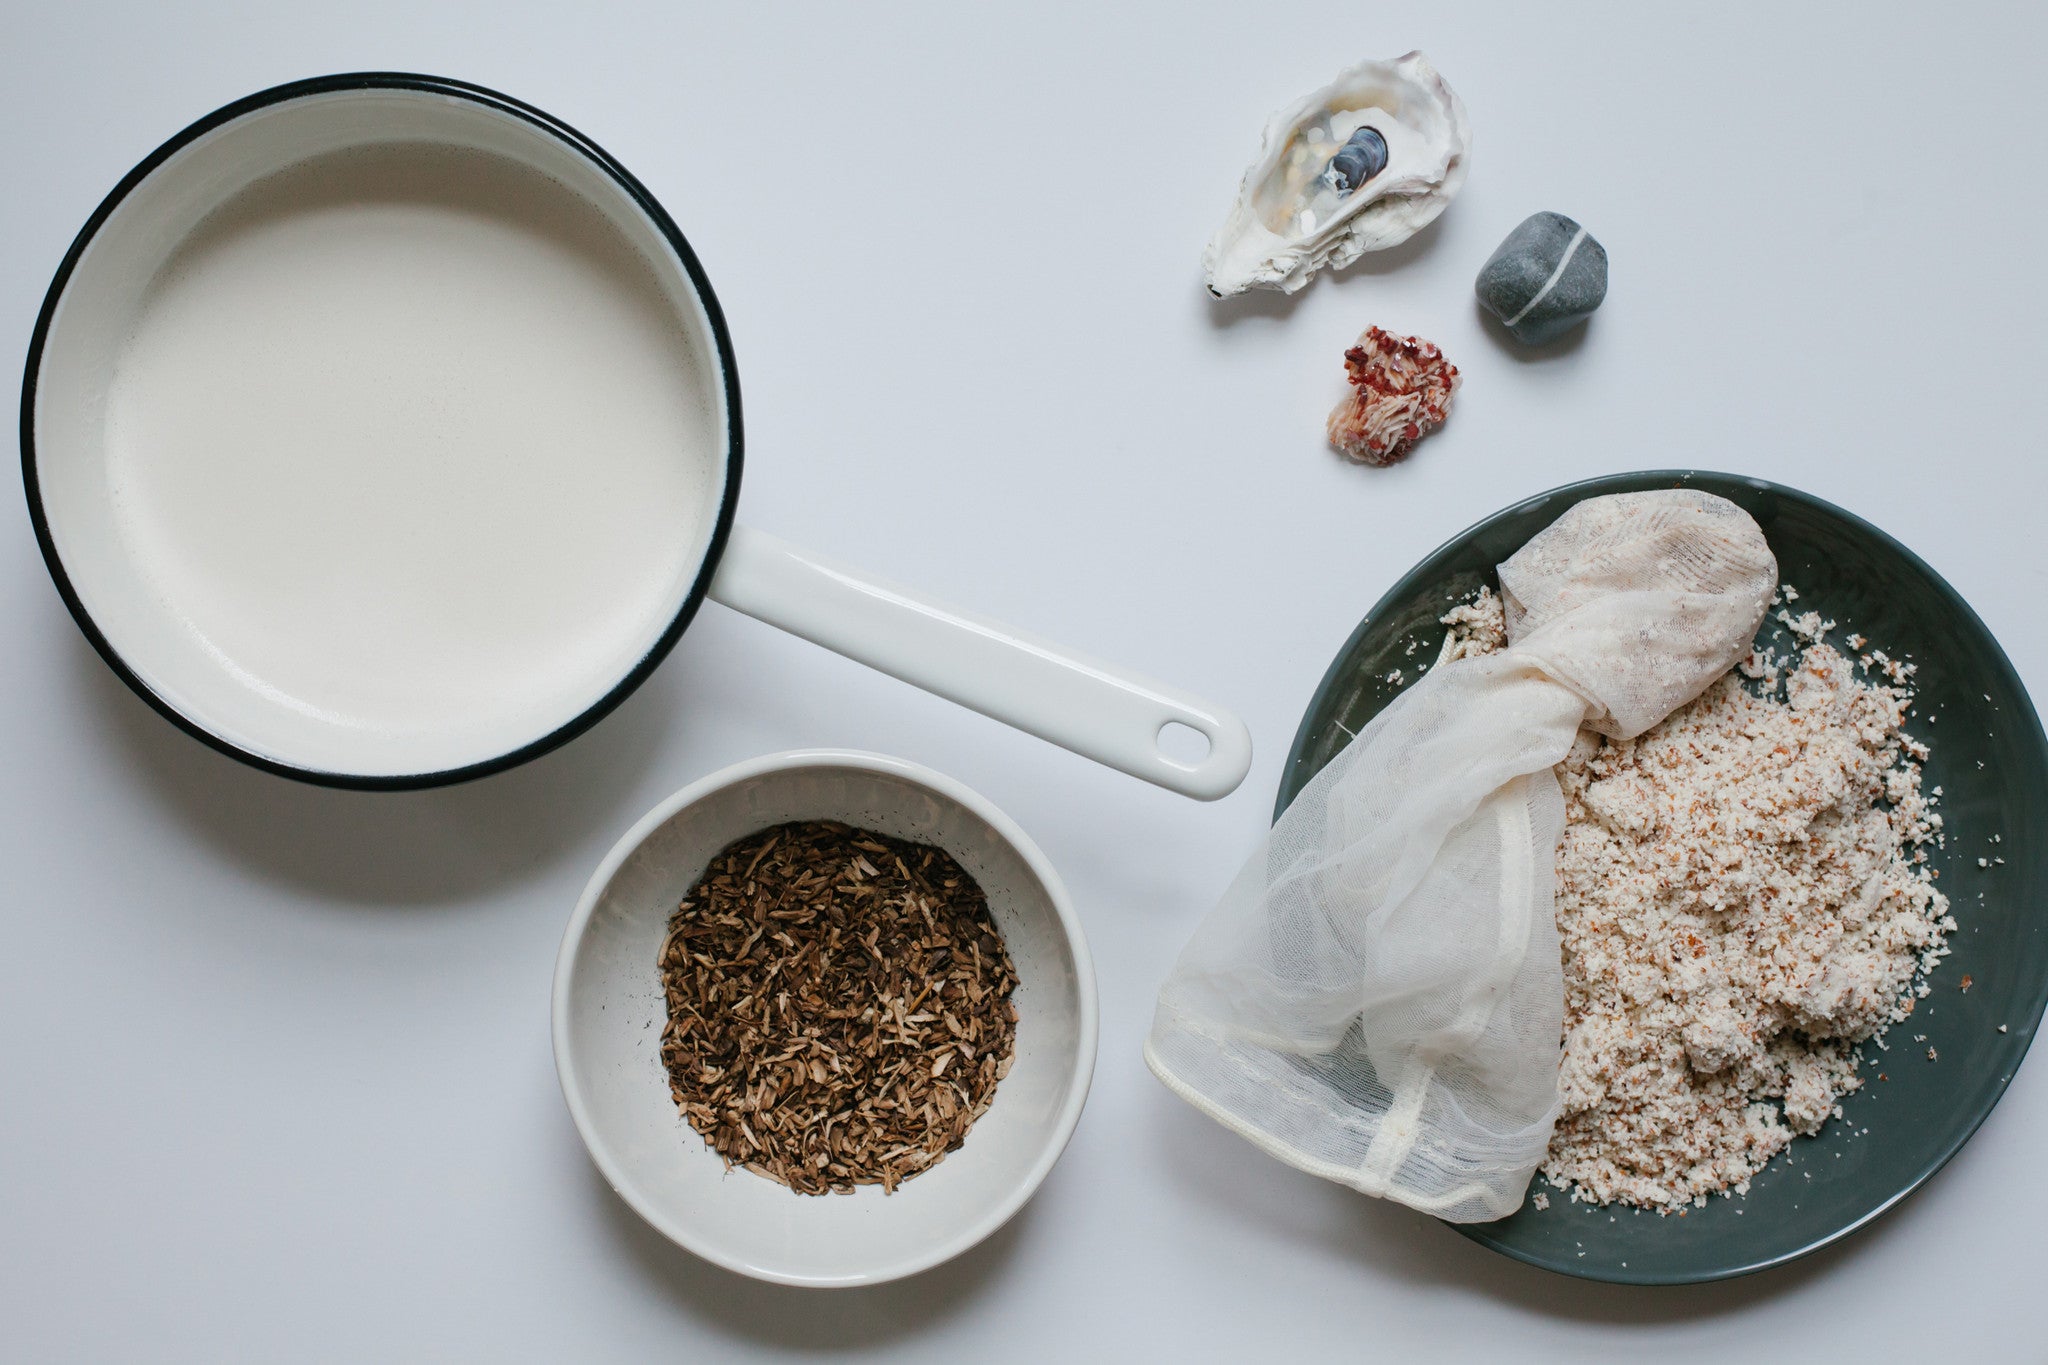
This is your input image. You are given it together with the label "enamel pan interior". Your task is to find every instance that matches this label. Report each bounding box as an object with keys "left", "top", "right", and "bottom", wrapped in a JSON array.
[{"left": 21, "top": 74, "right": 743, "bottom": 789}]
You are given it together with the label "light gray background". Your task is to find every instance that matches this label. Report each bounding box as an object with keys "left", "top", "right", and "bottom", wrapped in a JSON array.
[{"left": 5, "top": 3, "right": 2042, "bottom": 1360}]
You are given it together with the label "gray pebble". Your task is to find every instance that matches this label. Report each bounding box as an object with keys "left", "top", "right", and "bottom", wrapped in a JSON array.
[{"left": 1475, "top": 212, "right": 1607, "bottom": 344}]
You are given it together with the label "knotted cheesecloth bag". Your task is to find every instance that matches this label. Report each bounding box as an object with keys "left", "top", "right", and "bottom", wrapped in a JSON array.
[{"left": 1146, "top": 489, "right": 1776, "bottom": 1221}]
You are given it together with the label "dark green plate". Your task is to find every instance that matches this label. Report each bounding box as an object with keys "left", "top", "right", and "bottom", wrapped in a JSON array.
[{"left": 1277, "top": 470, "right": 2048, "bottom": 1285}]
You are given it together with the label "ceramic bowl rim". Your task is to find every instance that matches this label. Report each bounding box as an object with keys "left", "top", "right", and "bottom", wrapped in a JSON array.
[
  {"left": 551, "top": 748, "right": 1099, "bottom": 1288},
  {"left": 1277, "top": 468, "right": 2048, "bottom": 1285}
]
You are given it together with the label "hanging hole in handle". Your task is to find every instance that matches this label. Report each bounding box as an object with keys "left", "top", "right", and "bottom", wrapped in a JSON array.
[{"left": 1156, "top": 720, "right": 1213, "bottom": 768}]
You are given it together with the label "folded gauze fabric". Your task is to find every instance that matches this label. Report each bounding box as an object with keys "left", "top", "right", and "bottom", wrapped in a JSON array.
[{"left": 1146, "top": 489, "right": 1777, "bottom": 1221}]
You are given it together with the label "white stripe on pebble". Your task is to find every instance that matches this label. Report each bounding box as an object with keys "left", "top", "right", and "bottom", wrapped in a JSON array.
[{"left": 1503, "top": 224, "right": 1588, "bottom": 329}]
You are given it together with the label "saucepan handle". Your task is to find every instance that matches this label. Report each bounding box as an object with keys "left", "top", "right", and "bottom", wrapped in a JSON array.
[{"left": 706, "top": 525, "right": 1252, "bottom": 800}]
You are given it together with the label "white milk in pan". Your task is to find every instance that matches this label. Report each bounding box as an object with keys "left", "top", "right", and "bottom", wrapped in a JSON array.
[{"left": 100, "top": 142, "right": 720, "bottom": 773}]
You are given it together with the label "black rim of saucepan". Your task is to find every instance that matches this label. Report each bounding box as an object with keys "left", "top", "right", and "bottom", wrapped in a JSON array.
[{"left": 19, "top": 72, "right": 745, "bottom": 790}]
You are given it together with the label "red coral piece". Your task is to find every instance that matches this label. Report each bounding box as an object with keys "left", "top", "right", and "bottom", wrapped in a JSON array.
[{"left": 1325, "top": 325, "right": 1460, "bottom": 466}]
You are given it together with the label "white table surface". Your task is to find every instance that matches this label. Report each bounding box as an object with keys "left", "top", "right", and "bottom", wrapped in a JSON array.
[{"left": 6, "top": 2, "right": 2044, "bottom": 1360}]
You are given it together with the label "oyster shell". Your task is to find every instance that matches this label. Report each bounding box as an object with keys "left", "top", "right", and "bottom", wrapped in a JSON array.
[{"left": 1204, "top": 51, "right": 1471, "bottom": 297}]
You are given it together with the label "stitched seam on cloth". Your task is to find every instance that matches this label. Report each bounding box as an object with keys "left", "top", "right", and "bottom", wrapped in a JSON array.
[
  {"left": 1355, "top": 1057, "right": 1430, "bottom": 1195},
  {"left": 1142, "top": 1030, "right": 1502, "bottom": 1214},
  {"left": 1467, "top": 789, "right": 1537, "bottom": 1043},
  {"left": 1146, "top": 1009, "right": 1378, "bottom": 1118},
  {"left": 1354, "top": 789, "right": 1537, "bottom": 1195},
  {"left": 1150, "top": 1002, "right": 1557, "bottom": 1153}
]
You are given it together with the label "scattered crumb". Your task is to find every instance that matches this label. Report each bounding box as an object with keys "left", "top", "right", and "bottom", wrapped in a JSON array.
[
  {"left": 1437, "top": 586, "right": 1507, "bottom": 665},
  {"left": 1776, "top": 607, "right": 1836, "bottom": 641}
]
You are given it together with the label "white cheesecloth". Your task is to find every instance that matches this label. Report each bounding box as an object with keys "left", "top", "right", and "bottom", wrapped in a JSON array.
[{"left": 1146, "top": 489, "right": 1777, "bottom": 1221}]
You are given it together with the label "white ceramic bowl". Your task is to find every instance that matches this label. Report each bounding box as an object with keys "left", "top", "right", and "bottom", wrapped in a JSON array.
[{"left": 552, "top": 750, "right": 1097, "bottom": 1287}]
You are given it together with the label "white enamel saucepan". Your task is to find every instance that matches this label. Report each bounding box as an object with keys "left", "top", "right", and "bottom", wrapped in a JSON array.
[{"left": 23, "top": 74, "right": 1251, "bottom": 799}]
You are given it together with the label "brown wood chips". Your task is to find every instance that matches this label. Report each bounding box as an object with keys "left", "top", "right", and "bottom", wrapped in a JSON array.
[{"left": 658, "top": 820, "right": 1019, "bottom": 1194}]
